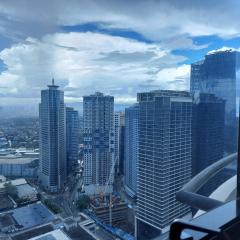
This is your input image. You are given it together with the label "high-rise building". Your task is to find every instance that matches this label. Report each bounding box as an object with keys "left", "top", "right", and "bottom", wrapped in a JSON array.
[
  {"left": 124, "top": 104, "right": 139, "bottom": 198},
  {"left": 190, "top": 50, "right": 240, "bottom": 153},
  {"left": 114, "top": 112, "right": 125, "bottom": 174},
  {"left": 66, "top": 107, "right": 79, "bottom": 175},
  {"left": 136, "top": 90, "right": 192, "bottom": 239},
  {"left": 119, "top": 119, "right": 125, "bottom": 175},
  {"left": 192, "top": 93, "right": 225, "bottom": 196},
  {"left": 83, "top": 92, "right": 114, "bottom": 195},
  {"left": 192, "top": 93, "right": 225, "bottom": 176},
  {"left": 39, "top": 79, "right": 66, "bottom": 193}
]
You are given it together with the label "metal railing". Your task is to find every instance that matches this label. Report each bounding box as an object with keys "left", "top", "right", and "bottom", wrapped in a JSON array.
[{"left": 176, "top": 153, "right": 237, "bottom": 211}]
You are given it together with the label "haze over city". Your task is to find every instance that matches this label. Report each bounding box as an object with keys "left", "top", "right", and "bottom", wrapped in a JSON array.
[{"left": 0, "top": 0, "right": 240, "bottom": 117}]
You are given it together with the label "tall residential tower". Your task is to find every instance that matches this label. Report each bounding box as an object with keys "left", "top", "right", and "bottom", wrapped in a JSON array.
[
  {"left": 39, "top": 79, "right": 66, "bottom": 193},
  {"left": 83, "top": 92, "right": 114, "bottom": 195}
]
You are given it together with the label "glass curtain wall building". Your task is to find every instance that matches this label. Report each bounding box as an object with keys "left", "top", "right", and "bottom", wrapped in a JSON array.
[
  {"left": 39, "top": 80, "right": 66, "bottom": 193},
  {"left": 66, "top": 107, "right": 79, "bottom": 175},
  {"left": 124, "top": 104, "right": 139, "bottom": 198},
  {"left": 114, "top": 112, "right": 125, "bottom": 174},
  {"left": 190, "top": 50, "right": 240, "bottom": 153},
  {"left": 192, "top": 93, "right": 225, "bottom": 196},
  {"left": 136, "top": 90, "right": 192, "bottom": 239}
]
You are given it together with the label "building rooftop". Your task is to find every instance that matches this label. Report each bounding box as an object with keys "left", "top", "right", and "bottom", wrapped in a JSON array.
[
  {"left": 28, "top": 229, "right": 71, "bottom": 240},
  {"left": 0, "top": 156, "right": 37, "bottom": 164},
  {"left": 0, "top": 202, "right": 55, "bottom": 232},
  {"left": 16, "top": 184, "right": 37, "bottom": 199},
  {"left": 0, "top": 178, "right": 27, "bottom": 189}
]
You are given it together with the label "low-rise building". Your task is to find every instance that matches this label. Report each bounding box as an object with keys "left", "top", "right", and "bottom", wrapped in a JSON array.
[
  {"left": 0, "top": 156, "right": 38, "bottom": 177},
  {"left": 0, "top": 202, "right": 55, "bottom": 234},
  {"left": 28, "top": 229, "right": 72, "bottom": 240}
]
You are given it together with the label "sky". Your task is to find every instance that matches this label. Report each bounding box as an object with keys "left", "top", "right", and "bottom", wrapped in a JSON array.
[{"left": 0, "top": 0, "right": 240, "bottom": 116}]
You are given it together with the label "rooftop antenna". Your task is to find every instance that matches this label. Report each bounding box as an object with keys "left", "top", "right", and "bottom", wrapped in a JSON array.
[{"left": 52, "top": 77, "right": 55, "bottom": 86}]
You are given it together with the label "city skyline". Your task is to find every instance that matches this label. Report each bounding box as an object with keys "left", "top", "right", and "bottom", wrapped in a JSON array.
[{"left": 0, "top": 1, "right": 240, "bottom": 117}]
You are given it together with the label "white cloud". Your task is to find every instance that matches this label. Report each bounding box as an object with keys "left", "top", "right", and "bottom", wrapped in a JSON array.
[
  {"left": 0, "top": 0, "right": 240, "bottom": 43},
  {"left": 0, "top": 32, "right": 190, "bottom": 106}
]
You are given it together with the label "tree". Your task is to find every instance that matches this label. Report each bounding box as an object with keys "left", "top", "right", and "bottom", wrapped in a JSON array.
[
  {"left": 43, "top": 199, "right": 61, "bottom": 214},
  {"left": 76, "top": 194, "right": 90, "bottom": 211},
  {"left": 4, "top": 182, "right": 18, "bottom": 199}
]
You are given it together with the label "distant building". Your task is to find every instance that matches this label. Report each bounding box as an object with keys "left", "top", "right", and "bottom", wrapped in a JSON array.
[
  {"left": 124, "top": 104, "right": 139, "bottom": 198},
  {"left": 0, "top": 178, "right": 38, "bottom": 202},
  {"left": 136, "top": 90, "right": 192, "bottom": 239},
  {"left": 39, "top": 79, "right": 66, "bottom": 193},
  {"left": 83, "top": 92, "right": 114, "bottom": 195},
  {"left": 0, "top": 156, "right": 38, "bottom": 177},
  {"left": 66, "top": 107, "right": 79, "bottom": 175},
  {"left": 114, "top": 112, "right": 125, "bottom": 174},
  {"left": 28, "top": 229, "right": 71, "bottom": 240},
  {"left": 190, "top": 50, "right": 240, "bottom": 153},
  {"left": 0, "top": 202, "right": 54, "bottom": 233}
]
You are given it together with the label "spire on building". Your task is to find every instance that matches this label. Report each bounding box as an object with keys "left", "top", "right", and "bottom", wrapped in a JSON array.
[{"left": 48, "top": 78, "right": 59, "bottom": 88}]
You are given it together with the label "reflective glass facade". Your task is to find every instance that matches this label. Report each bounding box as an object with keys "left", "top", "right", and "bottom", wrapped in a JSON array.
[
  {"left": 66, "top": 107, "right": 79, "bottom": 175},
  {"left": 191, "top": 50, "right": 240, "bottom": 153},
  {"left": 124, "top": 104, "right": 139, "bottom": 197}
]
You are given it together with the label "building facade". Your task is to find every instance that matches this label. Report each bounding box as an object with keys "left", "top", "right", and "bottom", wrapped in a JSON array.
[
  {"left": 39, "top": 80, "right": 66, "bottom": 193},
  {"left": 83, "top": 92, "right": 114, "bottom": 195},
  {"left": 192, "top": 93, "right": 225, "bottom": 196},
  {"left": 192, "top": 93, "right": 225, "bottom": 176},
  {"left": 190, "top": 50, "right": 240, "bottom": 153},
  {"left": 136, "top": 90, "right": 192, "bottom": 239},
  {"left": 124, "top": 104, "right": 139, "bottom": 198},
  {"left": 66, "top": 107, "right": 79, "bottom": 175},
  {"left": 114, "top": 112, "right": 125, "bottom": 174}
]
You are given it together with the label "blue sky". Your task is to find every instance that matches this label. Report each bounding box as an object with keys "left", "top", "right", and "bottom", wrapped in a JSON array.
[{"left": 0, "top": 0, "right": 240, "bottom": 115}]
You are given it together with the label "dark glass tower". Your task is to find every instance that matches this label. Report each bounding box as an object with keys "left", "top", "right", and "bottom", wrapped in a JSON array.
[
  {"left": 192, "top": 93, "right": 226, "bottom": 196},
  {"left": 66, "top": 107, "right": 79, "bottom": 175},
  {"left": 191, "top": 50, "right": 240, "bottom": 153},
  {"left": 192, "top": 93, "right": 225, "bottom": 175}
]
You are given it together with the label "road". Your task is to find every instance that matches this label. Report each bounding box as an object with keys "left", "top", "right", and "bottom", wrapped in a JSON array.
[{"left": 61, "top": 171, "right": 83, "bottom": 216}]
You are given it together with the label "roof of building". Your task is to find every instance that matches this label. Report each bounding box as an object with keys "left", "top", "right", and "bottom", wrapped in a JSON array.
[
  {"left": 11, "top": 225, "right": 53, "bottom": 240},
  {"left": 16, "top": 184, "right": 37, "bottom": 198},
  {"left": 0, "top": 202, "right": 54, "bottom": 231},
  {"left": 28, "top": 229, "right": 72, "bottom": 240},
  {"left": 0, "top": 156, "right": 37, "bottom": 164},
  {"left": 0, "top": 178, "right": 27, "bottom": 189}
]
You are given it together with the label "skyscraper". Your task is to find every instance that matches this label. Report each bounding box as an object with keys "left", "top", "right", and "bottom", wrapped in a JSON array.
[
  {"left": 136, "top": 90, "right": 192, "bottom": 239},
  {"left": 190, "top": 50, "right": 240, "bottom": 153},
  {"left": 39, "top": 79, "right": 66, "bottom": 193},
  {"left": 83, "top": 92, "right": 114, "bottom": 195},
  {"left": 192, "top": 93, "right": 225, "bottom": 176},
  {"left": 66, "top": 107, "right": 79, "bottom": 175},
  {"left": 114, "top": 112, "right": 125, "bottom": 174},
  {"left": 192, "top": 93, "right": 225, "bottom": 196},
  {"left": 124, "top": 104, "right": 139, "bottom": 198}
]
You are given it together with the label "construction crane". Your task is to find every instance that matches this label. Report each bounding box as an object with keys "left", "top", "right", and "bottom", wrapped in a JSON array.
[{"left": 102, "top": 155, "right": 118, "bottom": 226}]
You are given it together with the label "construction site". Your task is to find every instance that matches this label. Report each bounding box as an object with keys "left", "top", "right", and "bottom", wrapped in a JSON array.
[{"left": 90, "top": 194, "right": 128, "bottom": 225}]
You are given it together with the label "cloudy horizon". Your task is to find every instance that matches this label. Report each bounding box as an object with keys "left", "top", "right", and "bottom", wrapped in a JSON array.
[{"left": 0, "top": 0, "right": 240, "bottom": 116}]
